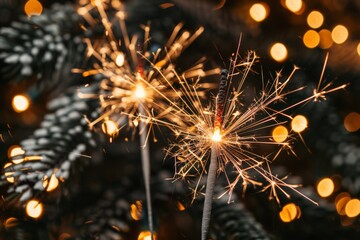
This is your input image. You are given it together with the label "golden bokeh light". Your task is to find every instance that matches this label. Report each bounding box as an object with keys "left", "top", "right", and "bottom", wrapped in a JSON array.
[
  {"left": 318, "top": 29, "right": 333, "bottom": 49},
  {"left": 43, "top": 174, "right": 59, "bottom": 192},
  {"left": 279, "top": 203, "right": 301, "bottom": 222},
  {"left": 138, "top": 231, "right": 157, "bottom": 240},
  {"left": 4, "top": 217, "right": 18, "bottom": 229},
  {"left": 317, "top": 178, "right": 334, "bottom": 198},
  {"left": 8, "top": 145, "right": 25, "bottom": 164},
  {"left": 291, "top": 115, "right": 308, "bottom": 133},
  {"left": 12, "top": 94, "right": 30, "bottom": 113},
  {"left": 249, "top": 3, "right": 269, "bottom": 22},
  {"left": 4, "top": 162, "right": 15, "bottom": 183},
  {"left": 344, "top": 112, "right": 360, "bottom": 132},
  {"left": 331, "top": 25, "right": 349, "bottom": 44},
  {"left": 272, "top": 125, "right": 288, "bottom": 143},
  {"left": 270, "top": 43, "right": 288, "bottom": 62},
  {"left": 24, "top": 0, "right": 43, "bottom": 17},
  {"left": 177, "top": 201, "right": 186, "bottom": 211},
  {"left": 26, "top": 199, "right": 43, "bottom": 219},
  {"left": 307, "top": 11, "right": 324, "bottom": 29},
  {"left": 130, "top": 201, "right": 143, "bottom": 221},
  {"left": 357, "top": 43, "right": 360, "bottom": 56},
  {"left": 345, "top": 199, "right": 360, "bottom": 218},
  {"left": 335, "top": 192, "right": 351, "bottom": 215},
  {"left": 115, "top": 53, "right": 125, "bottom": 67},
  {"left": 102, "top": 119, "right": 118, "bottom": 136},
  {"left": 303, "top": 30, "right": 320, "bottom": 48},
  {"left": 285, "top": 0, "right": 303, "bottom": 13}
]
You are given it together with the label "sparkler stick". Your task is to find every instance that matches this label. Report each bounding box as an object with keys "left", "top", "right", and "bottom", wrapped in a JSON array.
[
  {"left": 138, "top": 101, "right": 154, "bottom": 238},
  {"left": 201, "top": 69, "right": 228, "bottom": 240}
]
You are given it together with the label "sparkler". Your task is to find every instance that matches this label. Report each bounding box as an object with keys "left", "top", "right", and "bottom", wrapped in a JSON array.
[
  {"left": 162, "top": 41, "right": 347, "bottom": 239},
  {"left": 77, "top": 1, "right": 219, "bottom": 237}
]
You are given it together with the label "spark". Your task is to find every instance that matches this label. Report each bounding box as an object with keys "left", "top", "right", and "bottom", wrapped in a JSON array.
[
  {"left": 162, "top": 42, "right": 345, "bottom": 209},
  {"left": 78, "top": 1, "right": 219, "bottom": 238}
]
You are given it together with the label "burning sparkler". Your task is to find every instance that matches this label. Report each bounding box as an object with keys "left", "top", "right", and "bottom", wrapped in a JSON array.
[
  {"left": 76, "top": 1, "right": 219, "bottom": 237},
  {"left": 161, "top": 41, "right": 347, "bottom": 239}
]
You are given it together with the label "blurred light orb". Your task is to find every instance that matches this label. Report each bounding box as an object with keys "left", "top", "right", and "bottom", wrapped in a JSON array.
[
  {"left": 272, "top": 125, "right": 288, "bottom": 143},
  {"left": 102, "top": 120, "right": 118, "bottom": 136},
  {"left": 303, "top": 30, "right": 320, "bottom": 48},
  {"left": 4, "top": 163, "right": 15, "bottom": 183},
  {"left": 291, "top": 115, "right": 308, "bottom": 133},
  {"left": 26, "top": 199, "right": 43, "bottom": 219},
  {"left": 357, "top": 43, "right": 360, "bottom": 56},
  {"left": 115, "top": 52, "right": 125, "bottom": 67},
  {"left": 138, "top": 231, "right": 157, "bottom": 240},
  {"left": 177, "top": 201, "right": 186, "bottom": 211},
  {"left": 43, "top": 174, "right": 59, "bottom": 192},
  {"left": 331, "top": 25, "right": 348, "bottom": 44},
  {"left": 279, "top": 203, "right": 301, "bottom": 222},
  {"left": 24, "top": 0, "right": 43, "bottom": 17},
  {"left": 285, "top": 0, "right": 303, "bottom": 13},
  {"left": 8, "top": 145, "right": 25, "bottom": 164},
  {"left": 319, "top": 29, "right": 333, "bottom": 49},
  {"left": 249, "top": 3, "right": 269, "bottom": 22},
  {"left": 336, "top": 194, "right": 351, "bottom": 215},
  {"left": 307, "top": 11, "right": 324, "bottom": 29},
  {"left": 344, "top": 112, "right": 360, "bottom": 132},
  {"left": 130, "top": 201, "right": 143, "bottom": 221},
  {"left": 317, "top": 178, "right": 334, "bottom": 197},
  {"left": 12, "top": 94, "right": 30, "bottom": 113},
  {"left": 345, "top": 199, "right": 360, "bottom": 218},
  {"left": 270, "top": 43, "right": 288, "bottom": 62}
]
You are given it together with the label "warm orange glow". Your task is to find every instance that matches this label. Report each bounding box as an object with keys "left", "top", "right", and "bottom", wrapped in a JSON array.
[
  {"left": 307, "top": 11, "right": 324, "bottom": 29},
  {"left": 279, "top": 203, "right": 301, "bottom": 222},
  {"left": 26, "top": 199, "right": 43, "bottom": 219},
  {"left": 318, "top": 29, "right": 333, "bottom": 49},
  {"left": 24, "top": 0, "right": 43, "bottom": 17},
  {"left": 102, "top": 119, "right": 118, "bottom": 136},
  {"left": 345, "top": 199, "right": 360, "bottom": 218},
  {"left": 272, "top": 125, "right": 288, "bottom": 143},
  {"left": 12, "top": 94, "right": 30, "bottom": 113},
  {"left": 344, "top": 112, "right": 360, "bottom": 132},
  {"left": 211, "top": 128, "right": 222, "bottom": 142},
  {"left": 130, "top": 201, "right": 143, "bottom": 221},
  {"left": 134, "top": 85, "right": 146, "bottom": 99},
  {"left": 317, "top": 178, "right": 334, "bottom": 198},
  {"left": 285, "top": 0, "right": 303, "bottom": 13},
  {"left": 336, "top": 193, "right": 351, "bottom": 215},
  {"left": 249, "top": 3, "right": 269, "bottom": 22},
  {"left": 303, "top": 30, "right": 320, "bottom": 48},
  {"left": 331, "top": 25, "right": 348, "bottom": 44},
  {"left": 4, "top": 163, "right": 14, "bottom": 183},
  {"left": 4, "top": 217, "right": 18, "bottom": 229},
  {"left": 58, "top": 233, "right": 72, "bottom": 240},
  {"left": 115, "top": 52, "right": 125, "bottom": 67},
  {"left": 270, "top": 43, "right": 288, "bottom": 62},
  {"left": 357, "top": 43, "right": 360, "bottom": 56},
  {"left": 291, "top": 115, "right": 308, "bottom": 133},
  {"left": 138, "top": 231, "right": 157, "bottom": 240},
  {"left": 43, "top": 174, "right": 59, "bottom": 192},
  {"left": 8, "top": 145, "right": 25, "bottom": 164},
  {"left": 177, "top": 201, "right": 186, "bottom": 211}
]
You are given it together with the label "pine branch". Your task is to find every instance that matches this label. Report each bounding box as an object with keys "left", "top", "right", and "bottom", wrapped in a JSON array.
[
  {"left": 0, "top": 3, "right": 85, "bottom": 91},
  {"left": 1, "top": 83, "right": 100, "bottom": 204}
]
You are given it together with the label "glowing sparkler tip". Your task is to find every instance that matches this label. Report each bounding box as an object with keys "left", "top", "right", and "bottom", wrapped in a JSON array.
[
  {"left": 134, "top": 85, "right": 146, "bottom": 99},
  {"left": 211, "top": 128, "right": 222, "bottom": 142}
]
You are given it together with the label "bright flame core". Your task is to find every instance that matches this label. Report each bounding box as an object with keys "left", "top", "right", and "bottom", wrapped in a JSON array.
[
  {"left": 134, "top": 85, "right": 146, "bottom": 99},
  {"left": 211, "top": 128, "right": 222, "bottom": 142}
]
